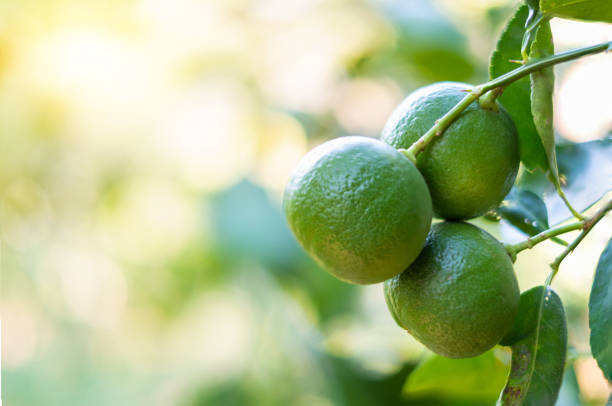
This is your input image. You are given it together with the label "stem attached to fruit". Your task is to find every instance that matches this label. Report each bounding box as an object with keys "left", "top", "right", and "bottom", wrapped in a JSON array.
[
  {"left": 478, "top": 88, "right": 502, "bottom": 111},
  {"left": 505, "top": 199, "right": 612, "bottom": 265},
  {"left": 400, "top": 88, "right": 483, "bottom": 161},
  {"left": 403, "top": 41, "right": 611, "bottom": 161}
]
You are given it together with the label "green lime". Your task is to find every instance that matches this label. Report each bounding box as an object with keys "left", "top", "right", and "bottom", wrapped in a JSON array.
[
  {"left": 384, "top": 221, "right": 519, "bottom": 358},
  {"left": 284, "top": 136, "right": 433, "bottom": 285},
  {"left": 382, "top": 82, "right": 519, "bottom": 220}
]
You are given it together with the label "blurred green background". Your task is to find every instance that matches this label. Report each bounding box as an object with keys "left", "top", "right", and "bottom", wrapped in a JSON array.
[{"left": 1, "top": 0, "right": 611, "bottom": 405}]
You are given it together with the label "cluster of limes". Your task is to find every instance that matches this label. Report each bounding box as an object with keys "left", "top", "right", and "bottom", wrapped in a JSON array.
[{"left": 283, "top": 82, "right": 521, "bottom": 358}]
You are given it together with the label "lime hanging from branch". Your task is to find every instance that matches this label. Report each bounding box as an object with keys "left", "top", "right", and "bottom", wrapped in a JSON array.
[
  {"left": 382, "top": 82, "right": 519, "bottom": 220},
  {"left": 283, "top": 136, "right": 432, "bottom": 284}
]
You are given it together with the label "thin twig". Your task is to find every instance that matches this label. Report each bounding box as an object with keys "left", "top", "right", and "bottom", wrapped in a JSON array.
[
  {"left": 400, "top": 41, "right": 611, "bottom": 161},
  {"left": 549, "top": 199, "right": 612, "bottom": 280}
]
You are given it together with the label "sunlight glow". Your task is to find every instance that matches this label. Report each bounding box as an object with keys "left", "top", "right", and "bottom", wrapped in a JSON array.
[
  {"left": 253, "top": 112, "right": 307, "bottom": 192},
  {"left": 156, "top": 80, "right": 256, "bottom": 191},
  {"left": 0, "top": 300, "right": 42, "bottom": 368},
  {"left": 556, "top": 55, "right": 612, "bottom": 142},
  {"left": 53, "top": 248, "right": 128, "bottom": 329}
]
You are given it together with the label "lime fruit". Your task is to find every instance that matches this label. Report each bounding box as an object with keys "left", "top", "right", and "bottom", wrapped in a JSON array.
[
  {"left": 384, "top": 221, "right": 519, "bottom": 358},
  {"left": 283, "top": 136, "right": 433, "bottom": 285},
  {"left": 382, "top": 82, "right": 519, "bottom": 220}
]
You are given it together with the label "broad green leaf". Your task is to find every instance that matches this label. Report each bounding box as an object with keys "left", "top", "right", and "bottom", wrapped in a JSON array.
[
  {"left": 499, "top": 286, "right": 567, "bottom": 406},
  {"left": 489, "top": 5, "right": 548, "bottom": 171},
  {"left": 529, "top": 20, "right": 560, "bottom": 187},
  {"left": 526, "top": 0, "right": 540, "bottom": 14},
  {"left": 518, "top": 136, "right": 612, "bottom": 224},
  {"left": 496, "top": 188, "right": 568, "bottom": 246},
  {"left": 540, "top": 0, "right": 612, "bottom": 23},
  {"left": 404, "top": 349, "right": 509, "bottom": 402},
  {"left": 498, "top": 189, "right": 550, "bottom": 237},
  {"left": 589, "top": 237, "right": 612, "bottom": 381}
]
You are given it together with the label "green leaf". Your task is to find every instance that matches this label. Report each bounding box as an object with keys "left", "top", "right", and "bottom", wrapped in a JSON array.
[
  {"left": 528, "top": 20, "right": 560, "bottom": 187},
  {"left": 404, "top": 349, "right": 509, "bottom": 402},
  {"left": 517, "top": 136, "right": 612, "bottom": 224},
  {"left": 496, "top": 188, "right": 568, "bottom": 246},
  {"left": 540, "top": 0, "right": 612, "bottom": 23},
  {"left": 526, "top": 0, "right": 540, "bottom": 14},
  {"left": 523, "top": 0, "right": 542, "bottom": 60},
  {"left": 589, "top": 237, "right": 612, "bottom": 381},
  {"left": 498, "top": 189, "right": 550, "bottom": 237},
  {"left": 499, "top": 286, "right": 567, "bottom": 406},
  {"left": 489, "top": 5, "right": 548, "bottom": 171}
]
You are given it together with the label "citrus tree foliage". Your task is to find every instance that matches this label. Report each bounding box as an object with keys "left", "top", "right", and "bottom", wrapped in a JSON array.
[
  {"left": 283, "top": 0, "right": 611, "bottom": 405},
  {"left": 589, "top": 239, "right": 612, "bottom": 381},
  {"left": 3, "top": 1, "right": 610, "bottom": 405},
  {"left": 486, "top": 5, "right": 611, "bottom": 402}
]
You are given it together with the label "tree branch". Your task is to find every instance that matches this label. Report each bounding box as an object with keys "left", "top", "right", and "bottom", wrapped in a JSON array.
[{"left": 399, "top": 41, "right": 611, "bottom": 162}]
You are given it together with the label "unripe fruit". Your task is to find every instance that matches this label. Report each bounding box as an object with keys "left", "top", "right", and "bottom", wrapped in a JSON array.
[
  {"left": 284, "top": 136, "right": 433, "bottom": 284},
  {"left": 384, "top": 221, "right": 520, "bottom": 358},
  {"left": 382, "top": 82, "right": 519, "bottom": 220}
]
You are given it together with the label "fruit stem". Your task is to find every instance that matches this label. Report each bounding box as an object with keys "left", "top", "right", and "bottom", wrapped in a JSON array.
[
  {"left": 478, "top": 88, "right": 502, "bottom": 111},
  {"left": 549, "top": 199, "right": 612, "bottom": 280},
  {"left": 405, "top": 88, "right": 483, "bottom": 158},
  {"left": 405, "top": 41, "right": 611, "bottom": 159},
  {"left": 398, "top": 148, "right": 417, "bottom": 164}
]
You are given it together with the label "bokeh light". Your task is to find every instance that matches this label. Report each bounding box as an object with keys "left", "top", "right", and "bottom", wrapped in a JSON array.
[{"left": 1, "top": 1, "right": 610, "bottom": 405}]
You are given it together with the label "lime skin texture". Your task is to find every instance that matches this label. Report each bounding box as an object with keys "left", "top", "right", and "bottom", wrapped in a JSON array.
[
  {"left": 382, "top": 82, "right": 519, "bottom": 220},
  {"left": 384, "top": 221, "right": 520, "bottom": 358},
  {"left": 283, "top": 136, "right": 433, "bottom": 285}
]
